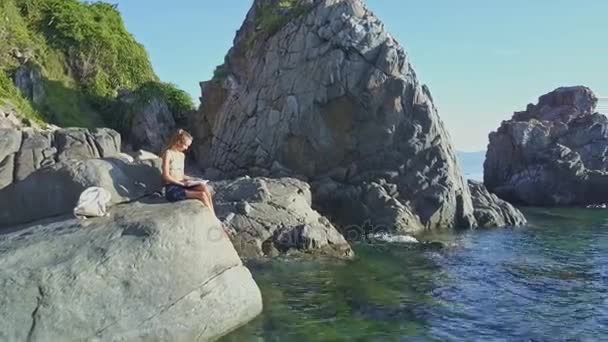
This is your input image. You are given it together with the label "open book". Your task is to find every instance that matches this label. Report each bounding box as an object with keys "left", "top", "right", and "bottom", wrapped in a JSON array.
[{"left": 184, "top": 178, "right": 209, "bottom": 187}]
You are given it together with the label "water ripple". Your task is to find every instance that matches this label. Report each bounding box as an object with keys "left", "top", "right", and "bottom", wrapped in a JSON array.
[{"left": 223, "top": 208, "right": 608, "bottom": 341}]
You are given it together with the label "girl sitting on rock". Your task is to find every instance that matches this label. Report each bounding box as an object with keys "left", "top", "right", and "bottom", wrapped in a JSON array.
[{"left": 161, "top": 129, "right": 215, "bottom": 215}]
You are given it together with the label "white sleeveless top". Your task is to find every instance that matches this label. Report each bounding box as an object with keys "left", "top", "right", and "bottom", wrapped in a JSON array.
[{"left": 166, "top": 150, "right": 185, "bottom": 181}]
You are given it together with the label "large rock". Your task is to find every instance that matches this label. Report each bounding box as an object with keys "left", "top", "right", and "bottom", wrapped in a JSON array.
[
  {"left": 190, "top": 0, "right": 522, "bottom": 230},
  {"left": 1, "top": 127, "right": 121, "bottom": 189},
  {"left": 0, "top": 158, "right": 161, "bottom": 228},
  {"left": 12, "top": 62, "right": 45, "bottom": 106},
  {"left": 55, "top": 127, "right": 102, "bottom": 161},
  {"left": 214, "top": 176, "right": 354, "bottom": 258},
  {"left": 0, "top": 201, "right": 263, "bottom": 341},
  {"left": 0, "top": 128, "right": 22, "bottom": 188},
  {"left": 13, "top": 128, "right": 56, "bottom": 182},
  {"left": 485, "top": 86, "right": 608, "bottom": 206},
  {"left": 468, "top": 180, "right": 527, "bottom": 227},
  {"left": 118, "top": 91, "right": 176, "bottom": 154},
  {"left": 90, "top": 128, "right": 122, "bottom": 157},
  {"left": 311, "top": 177, "right": 426, "bottom": 234}
]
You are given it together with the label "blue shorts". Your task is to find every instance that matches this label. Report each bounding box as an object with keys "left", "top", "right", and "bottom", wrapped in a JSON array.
[{"left": 164, "top": 184, "right": 196, "bottom": 202}]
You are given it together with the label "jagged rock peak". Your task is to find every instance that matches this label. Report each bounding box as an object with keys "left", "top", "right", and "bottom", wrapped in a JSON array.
[
  {"left": 189, "top": 0, "right": 525, "bottom": 230},
  {"left": 512, "top": 86, "right": 598, "bottom": 123}
]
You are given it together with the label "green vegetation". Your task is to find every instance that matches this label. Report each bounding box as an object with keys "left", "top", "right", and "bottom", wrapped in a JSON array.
[
  {"left": 146, "top": 82, "right": 194, "bottom": 119},
  {"left": 23, "top": 0, "right": 157, "bottom": 97},
  {"left": 247, "top": 0, "right": 310, "bottom": 48},
  {"left": 256, "top": 0, "right": 308, "bottom": 33},
  {"left": 0, "top": 0, "right": 192, "bottom": 131}
]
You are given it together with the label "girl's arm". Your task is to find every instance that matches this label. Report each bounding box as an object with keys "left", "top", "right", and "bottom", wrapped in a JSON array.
[{"left": 161, "top": 153, "right": 186, "bottom": 186}]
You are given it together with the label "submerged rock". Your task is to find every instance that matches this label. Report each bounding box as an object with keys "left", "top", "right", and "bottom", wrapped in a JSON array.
[
  {"left": 190, "top": 0, "right": 523, "bottom": 231},
  {"left": 0, "top": 201, "right": 262, "bottom": 341},
  {"left": 485, "top": 86, "right": 608, "bottom": 206},
  {"left": 213, "top": 176, "right": 354, "bottom": 259}
]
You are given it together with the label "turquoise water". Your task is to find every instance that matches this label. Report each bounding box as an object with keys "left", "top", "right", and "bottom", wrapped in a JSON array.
[{"left": 223, "top": 208, "right": 608, "bottom": 341}]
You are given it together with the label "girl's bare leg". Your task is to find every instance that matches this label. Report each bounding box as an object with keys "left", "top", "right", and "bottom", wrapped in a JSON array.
[
  {"left": 193, "top": 185, "right": 215, "bottom": 214},
  {"left": 185, "top": 190, "right": 212, "bottom": 209},
  {"left": 189, "top": 186, "right": 233, "bottom": 237},
  {"left": 201, "top": 192, "right": 216, "bottom": 216}
]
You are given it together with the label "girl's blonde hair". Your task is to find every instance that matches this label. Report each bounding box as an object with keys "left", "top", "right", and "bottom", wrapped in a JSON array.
[{"left": 161, "top": 129, "right": 193, "bottom": 157}]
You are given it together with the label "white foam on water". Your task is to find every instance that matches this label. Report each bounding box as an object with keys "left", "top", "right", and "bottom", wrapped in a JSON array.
[{"left": 369, "top": 233, "right": 419, "bottom": 244}]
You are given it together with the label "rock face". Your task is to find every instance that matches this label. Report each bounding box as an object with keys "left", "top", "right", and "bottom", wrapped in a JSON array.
[
  {"left": 0, "top": 128, "right": 22, "bottom": 188},
  {"left": 0, "top": 157, "right": 162, "bottom": 228},
  {"left": 12, "top": 62, "right": 45, "bottom": 106},
  {"left": 485, "top": 86, "right": 608, "bottom": 206},
  {"left": 0, "top": 127, "right": 121, "bottom": 190},
  {"left": 190, "top": 0, "right": 524, "bottom": 231},
  {"left": 213, "top": 176, "right": 354, "bottom": 258},
  {"left": 0, "top": 201, "right": 263, "bottom": 341},
  {"left": 468, "top": 180, "right": 527, "bottom": 227},
  {"left": 117, "top": 90, "right": 176, "bottom": 153}
]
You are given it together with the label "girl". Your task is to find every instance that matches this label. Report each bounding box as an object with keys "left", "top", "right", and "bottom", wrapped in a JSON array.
[{"left": 161, "top": 129, "right": 215, "bottom": 215}]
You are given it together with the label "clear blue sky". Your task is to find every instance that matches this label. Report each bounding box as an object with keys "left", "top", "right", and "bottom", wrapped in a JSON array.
[{"left": 115, "top": 0, "right": 607, "bottom": 151}]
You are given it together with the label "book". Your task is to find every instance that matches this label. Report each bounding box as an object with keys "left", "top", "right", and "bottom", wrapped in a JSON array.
[{"left": 184, "top": 179, "right": 209, "bottom": 187}]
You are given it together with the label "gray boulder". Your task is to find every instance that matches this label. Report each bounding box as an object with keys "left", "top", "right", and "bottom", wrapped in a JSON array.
[
  {"left": 118, "top": 91, "right": 176, "bottom": 154},
  {"left": 485, "top": 86, "right": 608, "bottom": 206},
  {"left": 0, "top": 128, "right": 22, "bottom": 188},
  {"left": 189, "top": 0, "right": 521, "bottom": 230},
  {"left": 468, "top": 180, "right": 527, "bottom": 227},
  {"left": 311, "top": 176, "right": 425, "bottom": 234},
  {"left": 0, "top": 158, "right": 161, "bottom": 228},
  {"left": 55, "top": 127, "right": 121, "bottom": 162},
  {"left": 91, "top": 128, "right": 122, "bottom": 157},
  {"left": 13, "top": 128, "right": 56, "bottom": 182},
  {"left": 213, "top": 176, "right": 354, "bottom": 258},
  {"left": 0, "top": 201, "right": 262, "bottom": 341},
  {"left": 1, "top": 127, "right": 121, "bottom": 189}
]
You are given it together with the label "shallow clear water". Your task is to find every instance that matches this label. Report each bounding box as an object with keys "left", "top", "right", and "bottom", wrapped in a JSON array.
[{"left": 222, "top": 208, "right": 608, "bottom": 341}]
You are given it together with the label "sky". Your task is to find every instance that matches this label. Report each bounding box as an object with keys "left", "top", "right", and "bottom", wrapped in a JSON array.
[{"left": 115, "top": 0, "right": 607, "bottom": 151}]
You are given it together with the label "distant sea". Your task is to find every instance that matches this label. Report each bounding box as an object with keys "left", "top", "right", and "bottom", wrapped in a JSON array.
[{"left": 456, "top": 150, "right": 485, "bottom": 182}]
